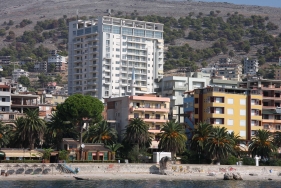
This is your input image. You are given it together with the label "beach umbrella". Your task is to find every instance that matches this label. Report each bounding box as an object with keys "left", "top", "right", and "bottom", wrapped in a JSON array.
[
  {"left": 23, "top": 164, "right": 29, "bottom": 176},
  {"left": 6, "top": 164, "right": 11, "bottom": 173},
  {"left": 14, "top": 164, "right": 21, "bottom": 175},
  {"left": 41, "top": 164, "right": 46, "bottom": 174},
  {"left": 50, "top": 164, "right": 56, "bottom": 175},
  {"left": 32, "top": 164, "right": 38, "bottom": 174}
]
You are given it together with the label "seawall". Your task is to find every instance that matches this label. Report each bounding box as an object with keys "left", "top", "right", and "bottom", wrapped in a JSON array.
[{"left": 1, "top": 163, "right": 281, "bottom": 176}]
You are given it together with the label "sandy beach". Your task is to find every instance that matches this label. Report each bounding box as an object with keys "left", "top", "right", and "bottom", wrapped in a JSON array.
[{"left": 1, "top": 172, "right": 280, "bottom": 181}]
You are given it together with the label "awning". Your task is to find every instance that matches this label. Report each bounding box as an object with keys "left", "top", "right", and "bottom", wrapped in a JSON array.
[{"left": 3, "top": 150, "right": 42, "bottom": 158}]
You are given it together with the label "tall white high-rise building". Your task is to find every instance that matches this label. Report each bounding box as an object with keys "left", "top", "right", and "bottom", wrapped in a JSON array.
[{"left": 68, "top": 16, "right": 164, "bottom": 100}]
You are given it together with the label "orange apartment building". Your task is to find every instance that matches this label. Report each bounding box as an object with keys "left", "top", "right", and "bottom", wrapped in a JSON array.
[{"left": 105, "top": 94, "right": 170, "bottom": 150}]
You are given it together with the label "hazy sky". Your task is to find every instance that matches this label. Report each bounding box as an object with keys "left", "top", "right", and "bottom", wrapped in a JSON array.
[{"left": 200, "top": 0, "right": 281, "bottom": 8}]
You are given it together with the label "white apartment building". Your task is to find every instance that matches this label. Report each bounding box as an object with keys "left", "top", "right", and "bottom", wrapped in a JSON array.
[
  {"left": 12, "top": 69, "right": 29, "bottom": 81},
  {"left": 244, "top": 57, "right": 259, "bottom": 75},
  {"left": 68, "top": 16, "right": 164, "bottom": 100},
  {"left": 48, "top": 54, "right": 67, "bottom": 72}
]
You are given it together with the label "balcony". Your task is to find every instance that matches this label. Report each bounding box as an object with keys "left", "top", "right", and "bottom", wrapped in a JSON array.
[
  {"left": 131, "top": 106, "right": 169, "bottom": 113},
  {"left": 262, "top": 119, "right": 275, "bottom": 123}
]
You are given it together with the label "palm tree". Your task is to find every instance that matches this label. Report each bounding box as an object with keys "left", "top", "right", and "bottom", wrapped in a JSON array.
[
  {"left": 106, "top": 143, "right": 123, "bottom": 161},
  {"left": 249, "top": 129, "right": 276, "bottom": 160},
  {"left": 192, "top": 122, "right": 213, "bottom": 150},
  {"left": 123, "top": 118, "right": 152, "bottom": 151},
  {"left": 228, "top": 132, "right": 242, "bottom": 157},
  {"left": 47, "top": 112, "right": 76, "bottom": 150},
  {"left": 83, "top": 120, "right": 117, "bottom": 145},
  {"left": 0, "top": 121, "right": 12, "bottom": 148},
  {"left": 16, "top": 109, "right": 46, "bottom": 150},
  {"left": 206, "top": 126, "right": 235, "bottom": 164},
  {"left": 273, "top": 131, "right": 281, "bottom": 148},
  {"left": 158, "top": 121, "right": 187, "bottom": 160}
]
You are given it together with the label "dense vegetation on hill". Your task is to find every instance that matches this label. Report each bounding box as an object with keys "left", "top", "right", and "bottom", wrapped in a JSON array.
[{"left": 0, "top": 11, "right": 280, "bottom": 75}]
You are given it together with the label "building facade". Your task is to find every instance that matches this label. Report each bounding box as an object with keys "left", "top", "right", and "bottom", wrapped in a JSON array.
[
  {"left": 12, "top": 69, "right": 29, "bottom": 81},
  {"left": 193, "top": 87, "right": 262, "bottom": 140},
  {"left": 105, "top": 94, "right": 170, "bottom": 150},
  {"left": 34, "top": 62, "right": 47, "bottom": 72},
  {"left": 48, "top": 54, "right": 67, "bottom": 72},
  {"left": 243, "top": 57, "right": 259, "bottom": 76},
  {"left": 239, "top": 79, "right": 281, "bottom": 133},
  {"left": 68, "top": 16, "right": 164, "bottom": 100}
]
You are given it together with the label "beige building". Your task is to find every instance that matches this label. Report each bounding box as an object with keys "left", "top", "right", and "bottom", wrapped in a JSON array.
[{"left": 105, "top": 94, "right": 170, "bottom": 150}]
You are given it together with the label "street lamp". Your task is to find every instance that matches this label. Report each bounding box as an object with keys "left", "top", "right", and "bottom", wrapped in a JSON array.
[{"left": 80, "top": 144, "right": 85, "bottom": 161}]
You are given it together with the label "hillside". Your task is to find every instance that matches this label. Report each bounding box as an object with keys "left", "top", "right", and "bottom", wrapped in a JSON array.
[{"left": 0, "top": 0, "right": 281, "bottom": 78}]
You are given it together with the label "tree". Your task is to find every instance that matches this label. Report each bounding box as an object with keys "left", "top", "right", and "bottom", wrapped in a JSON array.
[
  {"left": 83, "top": 120, "right": 117, "bottom": 145},
  {"left": 48, "top": 63, "right": 56, "bottom": 73},
  {"left": 229, "top": 50, "right": 235, "bottom": 57},
  {"left": 46, "top": 112, "right": 76, "bottom": 150},
  {"left": 56, "top": 94, "right": 104, "bottom": 159},
  {"left": 106, "top": 143, "right": 123, "bottom": 161},
  {"left": 0, "top": 122, "right": 12, "bottom": 148},
  {"left": 54, "top": 74, "right": 62, "bottom": 84},
  {"left": 42, "top": 148, "right": 53, "bottom": 161},
  {"left": 249, "top": 129, "right": 276, "bottom": 159},
  {"left": 158, "top": 121, "right": 187, "bottom": 159},
  {"left": 206, "top": 127, "right": 235, "bottom": 163},
  {"left": 273, "top": 131, "right": 281, "bottom": 148},
  {"left": 123, "top": 118, "right": 152, "bottom": 152},
  {"left": 201, "top": 61, "right": 207, "bottom": 68},
  {"left": 38, "top": 73, "right": 52, "bottom": 88},
  {"left": 192, "top": 122, "right": 213, "bottom": 150},
  {"left": 18, "top": 76, "right": 30, "bottom": 87},
  {"left": 16, "top": 109, "right": 46, "bottom": 149}
]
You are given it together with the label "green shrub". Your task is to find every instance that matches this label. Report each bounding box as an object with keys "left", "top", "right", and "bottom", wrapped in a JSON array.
[
  {"left": 221, "top": 155, "right": 238, "bottom": 165},
  {"left": 269, "top": 159, "right": 281, "bottom": 166},
  {"left": 242, "top": 157, "right": 255, "bottom": 165}
]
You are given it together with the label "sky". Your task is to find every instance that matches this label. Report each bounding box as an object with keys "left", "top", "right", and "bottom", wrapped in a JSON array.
[{"left": 199, "top": 0, "right": 281, "bottom": 8}]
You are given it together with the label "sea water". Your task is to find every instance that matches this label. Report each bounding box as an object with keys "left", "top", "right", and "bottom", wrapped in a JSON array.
[{"left": 0, "top": 180, "right": 280, "bottom": 188}]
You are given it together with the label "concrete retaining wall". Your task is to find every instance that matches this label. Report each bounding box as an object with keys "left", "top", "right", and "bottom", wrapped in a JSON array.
[{"left": 1, "top": 163, "right": 281, "bottom": 175}]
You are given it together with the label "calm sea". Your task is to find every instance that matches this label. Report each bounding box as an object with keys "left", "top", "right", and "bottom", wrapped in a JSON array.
[{"left": 0, "top": 180, "right": 280, "bottom": 188}]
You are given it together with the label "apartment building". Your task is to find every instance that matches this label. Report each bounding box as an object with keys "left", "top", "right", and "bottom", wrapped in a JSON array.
[
  {"left": 158, "top": 72, "right": 210, "bottom": 121},
  {"left": 68, "top": 16, "right": 164, "bottom": 100},
  {"left": 0, "top": 56, "right": 10, "bottom": 65},
  {"left": 215, "top": 58, "right": 242, "bottom": 81},
  {"left": 243, "top": 57, "right": 259, "bottom": 76},
  {"left": 105, "top": 94, "right": 170, "bottom": 150},
  {"left": 12, "top": 69, "right": 29, "bottom": 81},
  {"left": 34, "top": 62, "right": 47, "bottom": 72},
  {"left": 274, "top": 68, "right": 281, "bottom": 80},
  {"left": 192, "top": 87, "right": 262, "bottom": 140},
  {"left": 48, "top": 54, "right": 67, "bottom": 72},
  {"left": 239, "top": 79, "right": 281, "bottom": 133}
]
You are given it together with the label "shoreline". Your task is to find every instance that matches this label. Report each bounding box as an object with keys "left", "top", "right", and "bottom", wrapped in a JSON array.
[{"left": 1, "top": 173, "right": 280, "bottom": 181}]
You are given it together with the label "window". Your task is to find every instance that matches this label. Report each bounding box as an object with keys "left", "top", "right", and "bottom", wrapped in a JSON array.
[
  {"left": 9, "top": 115, "right": 14, "bottom": 120},
  {"left": 106, "top": 33, "right": 110, "bottom": 39},
  {"left": 227, "top": 119, "right": 233, "bottom": 126},
  {"left": 146, "top": 30, "right": 153, "bottom": 38},
  {"left": 134, "top": 113, "right": 139, "bottom": 118},
  {"left": 240, "top": 120, "right": 246, "bottom": 126},
  {"left": 122, "top": 35, "right": 126, "bottom": 39},
  {"left": 145, "top": 114, "right": 150, "bottom": 119},
  {"left": 195, "top": 108, "right": 198, "bottom": 114},
  {"left": 144, "top": 103, "right": 150, "bottom": 108},
  {"left": 106, "top": 40, "right": 110, "bottom": 46},
  {"left": 155, "top": 114, "right": 160, "bottom": 119},
  {"left": 240, "top": 131, "right": 246, "bottom": 137},
  {"left": 2, "top": 98, "right": 5, "bottom": 102},
  {"left": 122, "top": 28, "right": 133, "bottom": 35},
  {"left": 1, "top": 107, "right": 5, "bottom": 111},
  {"left": 240, "top": 110, "right": 246, "bottom": 116},
  {"left": 103, "top": 25, "right": 111, "bottom": 32},
  {"left": 156, "top": 125, "right": 160, "bottom": 130},
  {"left": 113, "top": 26, "right": 120, "bottom": 34},
  {"left": 122, "top": 42, "right": 126, "bottom": 46},
  {"left": 227, "top": 109, "right": 233, "bottom": 115},
  {"left": 240, "top": 99, "right": 246, "bottom": 105},
  {"left": 195, "top": 98, "right": 199, "bottom": 103},
  {"left": 134, "top": 29, "right": 145, "bottom": 37},
  {"left": 227, "top": 98, "right": 233, "bottom": 104},
  {"left": 154, "top": 31, "right": 163, "bottom": 39},
  {"left": 276, "top": 125, "right": 281, "bottom": 130}
]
